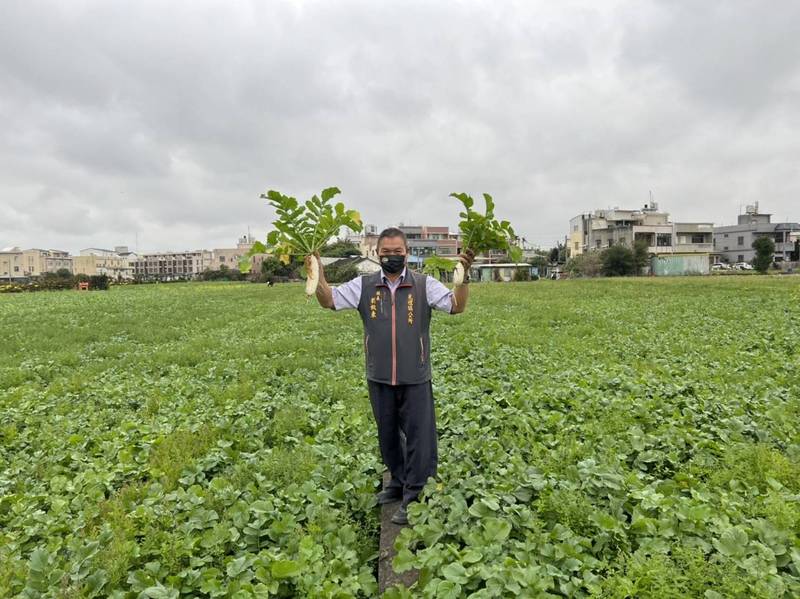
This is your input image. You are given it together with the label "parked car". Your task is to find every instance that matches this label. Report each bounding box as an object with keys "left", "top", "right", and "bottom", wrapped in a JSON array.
[
  {"left": 732, "top": 262, "right": 754, "bottom": 270},
  {"left": 711, "top": 263, "right": 731, "bottom": 271}
]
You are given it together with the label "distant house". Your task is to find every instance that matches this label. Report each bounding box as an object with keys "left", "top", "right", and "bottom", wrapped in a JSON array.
[
  {"left": 713, "top": 203, "right": 800, "bottom": 264},
  {"left": 210, "top": 234, "right": 255, "bottom": 272},
  {"left": 75, "top": 247, "right": 134, "bottom": 280},
  {"left": 569, "top": 203, "right": 713, "bottom": 261},
  {"left": 131, "top": 250, "right": 206, "bottom": 281},
  {"left": 22, "top": 249, "right": 73, "bottom": 276},
  {"left": 0, "top": 246, "right": 26, "bottom": 282}
]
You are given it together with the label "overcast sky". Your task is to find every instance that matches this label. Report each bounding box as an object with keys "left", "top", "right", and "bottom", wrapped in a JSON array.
[{"left": 2, "top": 0, "right": 799, "bottom": 253}]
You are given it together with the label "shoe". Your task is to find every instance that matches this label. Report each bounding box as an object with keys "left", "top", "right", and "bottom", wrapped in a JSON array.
[
  {"left": 375, "top": 488, "right": 403, "bottom": 505},
  {"left": 391, "top": 505, "right": 408, "bottom": 525}
]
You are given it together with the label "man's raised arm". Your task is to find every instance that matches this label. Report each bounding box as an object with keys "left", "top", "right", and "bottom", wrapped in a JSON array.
[{"left": 450, "top": 249, "right": 474, "bottom": 314}]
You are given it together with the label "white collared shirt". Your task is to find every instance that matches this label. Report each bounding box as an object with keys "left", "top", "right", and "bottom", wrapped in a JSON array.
[{"left": 332, "top": 267, "right": 454, "bottom": 313}]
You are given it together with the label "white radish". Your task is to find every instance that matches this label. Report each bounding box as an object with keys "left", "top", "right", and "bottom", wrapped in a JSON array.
[
  {"left": 305, "top": 255, "right": 319, "bottom": 296},
  {"left": 453, "top": 261, "right": 465, "bottom": 286}
]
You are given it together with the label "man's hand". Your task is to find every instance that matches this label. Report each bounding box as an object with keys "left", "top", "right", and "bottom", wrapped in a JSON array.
[
  {"left": 451, "top": 249, "right": 474, "bottom": 314},
  {"left": 306, "top": 253, "right": 335, "bottom": 309},
  {"left": 458, "top": 248, "right": 475, "bottom": 271},
  {"left": 304, "top": 253, "right": 320, "bottom": 275}
]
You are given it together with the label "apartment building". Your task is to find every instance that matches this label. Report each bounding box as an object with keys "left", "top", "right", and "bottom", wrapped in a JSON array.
[
  {"left": 399, "top": 225, "right": 460, "bottom": 259},
  {"left": 210, "top": 235, "right": 255, "bottom": 271},
  {"left": 22, "top": 249, "right": 73, "bottom": 276},
  {"left": 74, "top": 247, "right": 134, "bottom": 279},
  {"left": 132, "top": 250, "right": 208, "bottom": 281},
  {"left": 344, "top": 224, "right": 461, "bottom": 265},
  {"left": 713, "top": 204, "right": 800, "bottom": 264},
  {"left": 569, "top": 203, "right": 714, "bottom": 257},
  {"left": 0, "top": 246, "right": 26, "bottom": 281},
  {"left": 345, "top": 224, "right": 380, "bottom": 259}
]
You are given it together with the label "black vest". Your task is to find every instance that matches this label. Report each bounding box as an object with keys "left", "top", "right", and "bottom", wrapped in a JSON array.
[{"left": 357, "top": 270, "right": 432, "bottom": 385}]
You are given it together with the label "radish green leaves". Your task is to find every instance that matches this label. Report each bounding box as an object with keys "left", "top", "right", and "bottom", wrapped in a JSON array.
[{"left": 240, "top": 187, "right": 362, "bottom": 273}]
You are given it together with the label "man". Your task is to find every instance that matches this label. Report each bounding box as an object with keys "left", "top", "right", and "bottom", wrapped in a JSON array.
[{"left": 307, "top": 227, "right": 474, "bottom": 525}]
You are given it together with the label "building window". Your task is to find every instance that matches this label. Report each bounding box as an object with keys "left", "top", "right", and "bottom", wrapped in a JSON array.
[
  {"left": 656, "top": 234, "right": 672, "bottom": 247},
  {"left": 574, "top": 242, "right": 579, "bottom": 250},
  {"left": 724, "top": 233, "right": 728, "bottom": 238},
  {"left": 738, "top": 236, "right": 744, "bottom": 246},
  {"left": 724, "top": 246, "right": 729, "bottom": 251},
  {"left": 595, "top": 240, "right": 601, "bottom": 249},
  {"left": 691, "top": 234, "right": 706, "bottom": 244},
  {"left": 738, "top": 255, "right": 744, "bottom": 262}
]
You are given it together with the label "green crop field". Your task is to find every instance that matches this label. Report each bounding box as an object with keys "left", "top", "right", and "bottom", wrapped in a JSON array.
[{"left": 2, "top": 278, "right": 800, "bottom": 598}]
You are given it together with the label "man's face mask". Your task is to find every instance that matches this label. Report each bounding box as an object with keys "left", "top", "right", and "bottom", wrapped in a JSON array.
[{"left": 380, "top": 254, "right": 406, "bottom": 274}]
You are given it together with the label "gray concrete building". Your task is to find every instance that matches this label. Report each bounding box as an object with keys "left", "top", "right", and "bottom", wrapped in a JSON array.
[
  {"left": 569, "top": 203, "right": 714, "bottom": 257},
  {"left": 713, "top": 204, "right": 800, "bottom": 264},
  {"left": 132, "top": 250, "right": 208, "bottom": 281}
]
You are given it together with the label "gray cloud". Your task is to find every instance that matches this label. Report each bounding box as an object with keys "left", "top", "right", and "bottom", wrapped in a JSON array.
[{"left": 1, "top": 0, "right": 799, "bottom": 253}]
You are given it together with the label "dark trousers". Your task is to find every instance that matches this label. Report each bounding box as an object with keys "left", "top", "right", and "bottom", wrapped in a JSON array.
[{"left": 368, "top": 380, "right": 438, "bottom": 507}]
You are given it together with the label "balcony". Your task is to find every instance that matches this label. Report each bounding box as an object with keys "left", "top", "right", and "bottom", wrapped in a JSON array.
[
  {"left": 674, "top": 243, "right": 714, "bottom": 253},
  {"left": 648, "top": 243, "right": 712, "bottom": 254}
]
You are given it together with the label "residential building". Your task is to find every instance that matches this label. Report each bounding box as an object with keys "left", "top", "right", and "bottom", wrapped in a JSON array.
[
  {"left": 399, "top": 225, "right": 460, "bottom": 259},
  {"left": 132, "top": 250, "right": 208, "bottom": 281},
  {"left": 713, "top": 204, "right": 800, "bottom": 264},
  {"left": 74, "top": 248, "right": 134, "bottom": 279},
  {"left": 569, "top": 203, "right": 714, "bottom": 257},
  {"left": 345, "top": 224, "right": 462, "bottom": 266},
  {"left": 114, "top": 246, "right": 138, "bottom": 262},
  {"left": 345, "top": 224, "right": 380, "bottom": 260},
  {"left": 210, "top": 235, "right": 255, "bottom": 271},
  {"left": 22, "top": 249, "right": 73, "bottom": 276},
  {"left": 0, "top": 246, "right": 26, "bottom": 282}
]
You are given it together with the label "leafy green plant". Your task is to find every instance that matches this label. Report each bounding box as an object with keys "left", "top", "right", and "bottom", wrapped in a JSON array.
[
  {"left": 601, "top": 244, "right": 636, "bottom": 276},
  {"left": 2, "top": 277, "right": 800, "bottom": 596},
  {"left": 450, "top": 192, "right": 522, "bottom": 284},
  {"left": 240, "top": 187, "right": 363, "bottom": 295},
  {"left": 422, "top": 255, "right": 456, "bottom": 281},
  {"left": 752, "top": 236, "right": 775, "bottom": 273}
]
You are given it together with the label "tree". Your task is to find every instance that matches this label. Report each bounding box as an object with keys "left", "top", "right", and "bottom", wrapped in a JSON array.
[
  {"left": 55, "top": 268, "right": 72, "bottom": 278},
  {"left": 548, "top": 247, "right": 560, "bottom": 263},
  {"left": 324, "top": 260, "right": 358, "bottom": 284},
  {"left": 752, "top": 237, "right": 775, "bottom": 273},
  {"left": 513, "top": 267, "right": 531, "bottom": 281},
  {"left": 565, "top": 252, "right": 602, "bottom": 277},
  {"left": 633, "top": 239, "right": 650, "bottom": 275},
  {"left": 601, "top": 245, "right": 635, "bottom": 277},
  {"left": 88, "top": 274, "right": 110, "bottom": 290},
  {"left": 201, "top": 265, "right": 246, "bottom": 281},
  {"left": 260, "top": 256, "right": 298, "bottom": 279},
  {"left": 321, "top": 240, "right": 360, "bottom": 258}
]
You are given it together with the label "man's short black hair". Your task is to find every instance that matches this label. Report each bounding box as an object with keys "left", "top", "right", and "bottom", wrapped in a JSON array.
[{"left": 377, "top": 227, "right": 408, "bottom": 250}]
